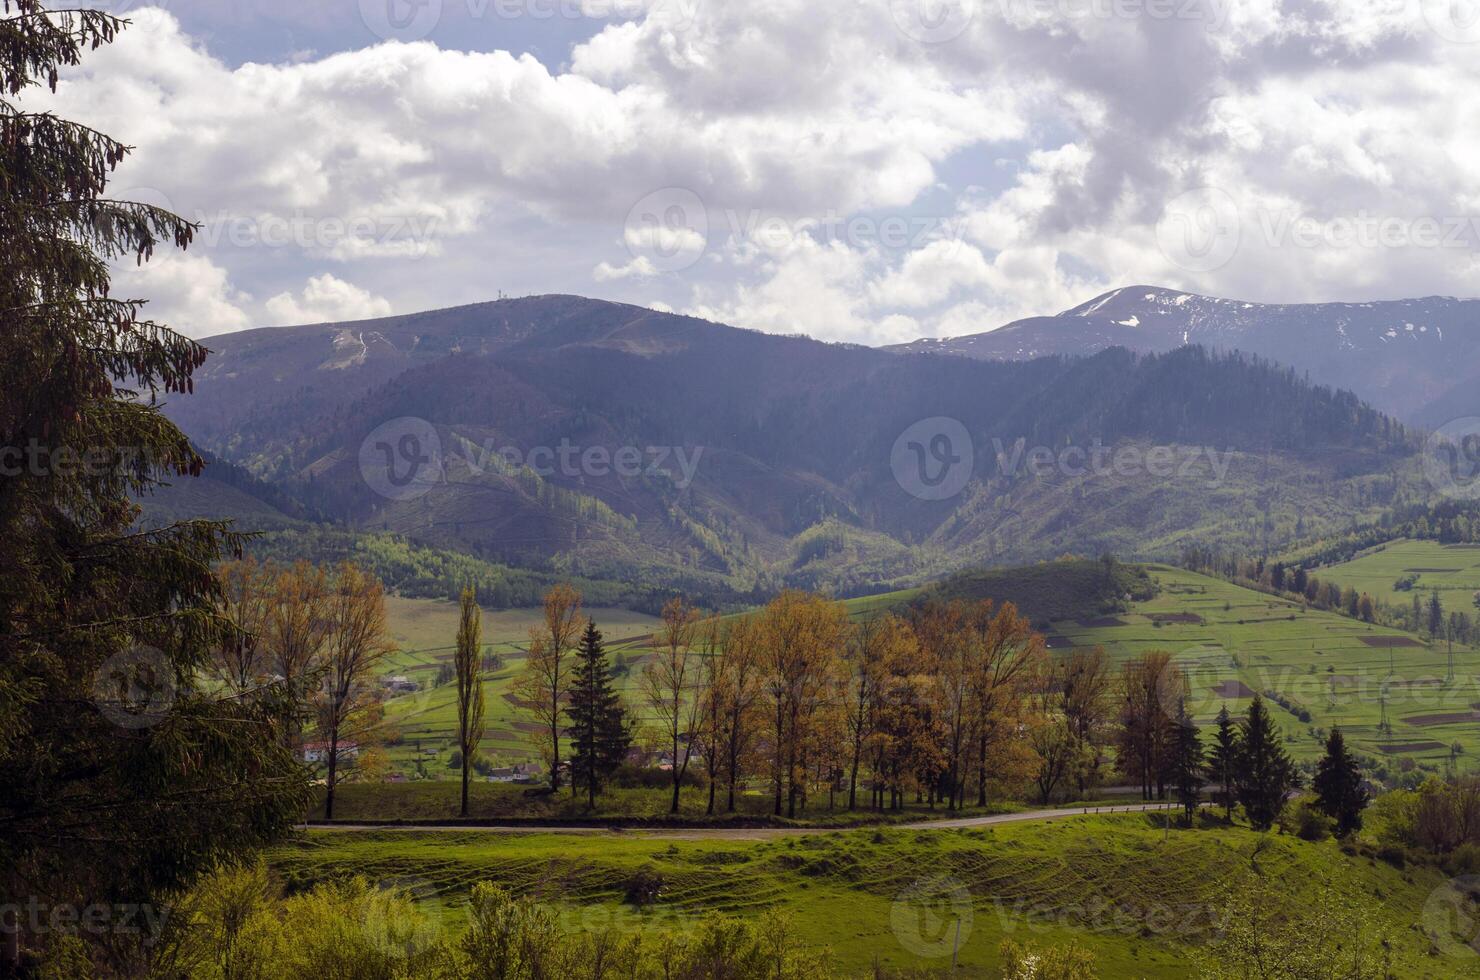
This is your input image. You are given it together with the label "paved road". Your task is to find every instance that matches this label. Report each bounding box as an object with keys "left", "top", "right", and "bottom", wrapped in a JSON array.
[{"left": 306, "top": 802, "right": 1189, "bottom": 841}]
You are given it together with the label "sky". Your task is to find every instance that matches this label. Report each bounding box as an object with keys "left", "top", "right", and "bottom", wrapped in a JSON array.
[{"left": 32, "top": 0, "right": 1480, "bottom": 342}]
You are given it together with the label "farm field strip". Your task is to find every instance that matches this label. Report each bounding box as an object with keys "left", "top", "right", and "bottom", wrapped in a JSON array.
[{"left": 1046, "top": 565, "right": 1480, "bottom": 765}]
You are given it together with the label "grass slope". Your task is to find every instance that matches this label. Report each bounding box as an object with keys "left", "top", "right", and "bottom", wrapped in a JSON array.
[
  {"left": 1321, "top": 538, "right": 1480, "bottom": 607},
  {"left": 1050, "top": 565, "right": 1480, "bottom": 766},
  {"left": 267, "top": 815, "right": 1470, "bottom": 977}
]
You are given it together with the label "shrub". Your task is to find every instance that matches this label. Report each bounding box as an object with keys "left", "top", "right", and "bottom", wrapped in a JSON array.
[
  {"left": 625, "top": 865, "right": 666, "bottom": 907},
  {"left": 1000, "top": 939, "right": 1097, "bottom": 979},
  {"left": 1292, "top": 801, "right": 1334, "bottom": 842},
  {"left": 1446, "top": 842, "right": 1480, "bottom": 877}
]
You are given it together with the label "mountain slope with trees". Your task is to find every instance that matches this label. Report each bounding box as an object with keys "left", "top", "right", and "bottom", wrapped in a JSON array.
[{"left": 157, "top": 298, "right": 1419, "bottom": 597}]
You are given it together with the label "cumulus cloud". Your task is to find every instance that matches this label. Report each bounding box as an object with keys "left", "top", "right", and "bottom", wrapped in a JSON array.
[
  {"left": 112, "top": 252, "right": 253, "bottom": 339},
  {"left": 265, "top": 275, "right": 393, "bottom": 326},
  {"left": 31, "top": 2, "right": 1480, "bottom": 346}
]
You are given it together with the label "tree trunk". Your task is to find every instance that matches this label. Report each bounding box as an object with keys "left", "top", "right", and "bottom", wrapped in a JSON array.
[
  {"left": 549, "top": 703, "right": 561, "bottom": 791},
  {"left": 325, "top": 732, "right": 338, "bottom": 821},
  {"left": 848, "top": 750, "right": 861, "bottom": 811},
  {"left": 460, "top": 756, "right": 470, "bottom": 818}
]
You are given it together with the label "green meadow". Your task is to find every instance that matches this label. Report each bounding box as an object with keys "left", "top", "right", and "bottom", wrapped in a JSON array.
[
  {"left": 267, "top": 815, "right": 1471, "bottom": 977},
  {"left": 1320, "top": 538, "right": 1480, "bottom": 607},
  {"left": 1046, "top": 565, "right": 1480, "bottom": 768},
  {"left": 380, "top": 598, "right": 660, "bottom": 775}
]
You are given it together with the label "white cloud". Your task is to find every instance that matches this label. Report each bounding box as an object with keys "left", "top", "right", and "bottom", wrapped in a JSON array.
[
  {"left": 265, "top": 275, "right": 392, "bottom": 326},
  {"left": 29, "top": 2, "right": 1480, "bottom": 348},
  {"left": 593, "top": 256, "right": 659, "bottom": 281},
  {"left": 112, "top": 252, "right": 253, "bottom": 339}
]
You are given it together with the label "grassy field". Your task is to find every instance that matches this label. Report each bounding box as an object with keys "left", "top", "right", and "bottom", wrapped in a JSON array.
[
  {"left": 378, "top": 560, "right": 1480, "bottom": 781},
  {"left": 1043, "top": 565, "right": 1480, "bottom": 769},
  {"left": 1320, "top": 538, "right": 1480, "bottom": 607},
  {"left": 267, "top": 815, "right": 1473, "bottom": 977},
  {"left": 380, "top": 597, "right": 661, "bottom": 776}
]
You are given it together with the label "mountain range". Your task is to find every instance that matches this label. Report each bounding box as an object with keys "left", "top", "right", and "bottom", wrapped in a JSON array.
[
  {"left": 891, "top": 285, "right": 1480, "bottom": 426},
  {"left": 147, "top": 290, "right": 1434, "bottom": 600}
]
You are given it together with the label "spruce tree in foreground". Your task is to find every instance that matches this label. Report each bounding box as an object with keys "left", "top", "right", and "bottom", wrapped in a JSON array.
[
  {"left": 0, "top": 2, "right": 310, "bottom": 967},
  {"left": 1312, "top": 727, "right": 1368, "bottom": 836},
  {"left": 1206, "top": 705, "right": 1240, "bottom": 822},
  {"left": 566, "top": 621, "right": 633, "bottom": 807},
  {"left": 454, "top": 587, "right": 486, "bottom": 818},
  {"left": 1234, "top": 696, "right": 1301, "bottom": 831},
  {"left": 1169, "top": 701, "right": 1205, "bottom": 824}
]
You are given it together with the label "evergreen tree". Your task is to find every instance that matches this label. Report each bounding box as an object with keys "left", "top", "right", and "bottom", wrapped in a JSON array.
[
  {"left": 1, "top": 3, "right": 309, "bottom": 967},
  {"left": 454, "top": 586, "right": 486, "bottom": 818},
  {"left": 1234, "top": 696, "right": 1301, "bottom": 831},
  {"left": 565, "top": 621, "right": 633, "bottom": 807},
  {"left": 1312, "top": 727, "right": 1368, "bottom": 836},
  {"left": 1428, "top": 589, "right": 1445, "bottom": 640},
  {"left": 1169, "top": 701, "right": 1205, "bottom": 824},
  {"left": 1206, "top": 705, "right": 1240, "bottom": 822}
]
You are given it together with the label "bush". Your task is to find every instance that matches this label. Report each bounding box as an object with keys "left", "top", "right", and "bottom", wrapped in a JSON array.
[
  {"left": 625, "top": 865, "right": 666, "bottom": 907},
  {"left": 1000, "top": 939, "right": 1097, "bottom": 979},
  {"left": 1291, "top": 801, "right": 1334, "bottom": 842},
  {"left": 1447, "top": 842, "right": 1480, "bottom": 877},
  {"left": 1375, "top": 845, "right": 1406, "bottom": 869}
]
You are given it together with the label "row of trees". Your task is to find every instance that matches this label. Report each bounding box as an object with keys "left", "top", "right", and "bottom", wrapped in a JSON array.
[{"left": 511, "top": 584, "right": 1354, "bottom": 825}]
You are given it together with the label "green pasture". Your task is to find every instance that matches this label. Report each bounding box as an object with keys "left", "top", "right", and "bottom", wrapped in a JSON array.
[
  {"left": 1319, "top": 538, "right": 1480, "bottom": 607},
  {"left": 268, "top": 815, "right": 1468, "bottom": 977},
  {"left": 1049, "top": 565, "right": 1480, "bottom": 768}
]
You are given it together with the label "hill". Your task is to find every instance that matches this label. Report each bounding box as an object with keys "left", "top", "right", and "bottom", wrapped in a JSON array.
[
  {"left": 155, "top": 296, "right": 1416, "bottom": 597},
  {"left": 1048, "top": 565, "right": 1480, "bottom": 772},
  {"left": 890, "top": 285, "right": 1480, "bottom": 424},
  {"left": 916, "top": 559, "right": 1156, "bottom": 628},
  {"left": 268, "top": 817, "right": 1470, "bottom": 976}
]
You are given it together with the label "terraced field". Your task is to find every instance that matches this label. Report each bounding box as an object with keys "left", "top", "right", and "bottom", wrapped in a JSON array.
[
  {"left": 1048, "top": 565, "right": 1480, "bottom": 767},
  {"left": 1320, "top": 538, "right": 1480, "bottom": 607},
  {"left": 267, "top": 815, "right": 1471, "bottom": 976}
]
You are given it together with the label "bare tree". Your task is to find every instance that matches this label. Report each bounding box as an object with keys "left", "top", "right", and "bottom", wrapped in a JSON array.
[
  {"left": 317, "top": 563, "right": 392, "bottom": 820},
  {"left": 642, "top": 597, "right": 704, "bottom": 814},
  {"left": 515, "top": 584, "right": 584, "bottom": 792},
  {"left": 214, "top": 558, "right": 274, "bottom": 696}
]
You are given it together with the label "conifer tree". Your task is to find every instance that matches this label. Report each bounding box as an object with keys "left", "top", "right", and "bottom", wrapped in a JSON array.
[
  {"left": 1312, "top": 727, "right": 1368, "bottom": 836},
  {"left": 1, "top": 2, "right": 309, "bottom": 966},
  {"left": 1234, "top": 696, "right": 1301, "bottom": 831},
  {"left": 566, "top": 621, "right": 632, "bottom": 807},
  {"left": 1206, "top": 705, "right": 1240, "bottom": 822},
  {"left": 1169, "top": 700, "right": 1205, "bottom": 824},
  {"left": 455, "top": 586, "right": 486, "bottom": 818}
]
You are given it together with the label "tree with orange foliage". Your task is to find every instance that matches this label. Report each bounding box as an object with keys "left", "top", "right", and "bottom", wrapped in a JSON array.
[
  {"left": 967, "top": 600, "right": 1042, "bottom": 807},
  {"left": 1115, "top": 650, "right": 1183, "bottom": 800},
  {"left": 760, "top": 591, "right": 848, "bottom": 817},
  {"left": 843, "top": 614, "right": 915, "bottom": 810}
]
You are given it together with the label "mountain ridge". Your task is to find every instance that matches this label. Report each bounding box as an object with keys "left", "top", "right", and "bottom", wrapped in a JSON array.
[
  {"left": 156, "top": 293, "right": 1419, "bottom": 596},
  {"left": 889, "top": 285, "right": 1480, "bottom": 424}
]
